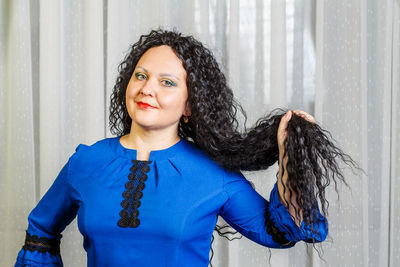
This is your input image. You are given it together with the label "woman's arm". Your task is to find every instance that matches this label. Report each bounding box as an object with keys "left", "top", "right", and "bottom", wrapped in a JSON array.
[
  {"left": 219, "top": 168, "right": 328, "bottom": 248},
  {"left": 15, "top": 150, "right": 80, "bottom": 267}
]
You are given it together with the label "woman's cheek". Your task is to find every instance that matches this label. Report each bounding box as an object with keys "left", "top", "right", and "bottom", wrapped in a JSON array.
[
  {"left": 162, "top": 98, "right": 182, "bottom": 111},
  {"left": 125, "top": 88, "right": 137, "bottom": 117}
]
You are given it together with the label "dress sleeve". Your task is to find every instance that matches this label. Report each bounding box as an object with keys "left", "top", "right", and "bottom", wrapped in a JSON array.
[
  {"left": 15, "top": 153, "right": 79, "bottom": 266},
  {"left": 219, "top": 169, "right": 328, "bottom": 249}
]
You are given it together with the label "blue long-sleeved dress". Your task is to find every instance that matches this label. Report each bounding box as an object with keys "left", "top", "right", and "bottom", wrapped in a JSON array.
[{"left": 15, "top": 136, "right": 328, "bottom": 266}]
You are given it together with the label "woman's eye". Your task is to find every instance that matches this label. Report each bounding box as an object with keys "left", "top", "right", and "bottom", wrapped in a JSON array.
[
  {"left": 161, "top": 80, "right": 177, "bottom": 87},
  {"left": 135, "top": 73, "right": 147, "bottom": 80}
]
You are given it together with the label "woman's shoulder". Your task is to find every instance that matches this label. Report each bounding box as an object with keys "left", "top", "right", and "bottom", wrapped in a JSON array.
[
  {"left": 73, "top": 136, "right": 114, "bottom": 153},
  {"left": 177, "top": 139, "right": 219, "bottom": 165},
  {"left": 175, "top": 139, "right": 242, "bottom": 177},
  {"left": 71, "top": 137, "right": 116, "bottom": 159},
  {"left": 68, "top": 137, "right": 118, "bottom": 168},
  {"left": 177, "top": 140, "right": 251, "bottom": 193}
]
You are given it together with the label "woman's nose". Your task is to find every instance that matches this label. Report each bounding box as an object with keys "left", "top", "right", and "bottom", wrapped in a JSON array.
[
  {"left": 140, "top": 87, "right": 152, "bottom": 96},
  {"left": 139, "top": 79, "right": 156, "bottom": 96}
]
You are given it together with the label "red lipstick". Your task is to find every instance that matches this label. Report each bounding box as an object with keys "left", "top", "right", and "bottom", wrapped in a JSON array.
[{"left": 137, "top": 101, "right": 157, "bottom": 109}]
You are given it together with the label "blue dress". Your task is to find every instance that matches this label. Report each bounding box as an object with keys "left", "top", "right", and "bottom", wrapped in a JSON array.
[{"left": 15, "top": 136, "right": 328, "bottom": 267}]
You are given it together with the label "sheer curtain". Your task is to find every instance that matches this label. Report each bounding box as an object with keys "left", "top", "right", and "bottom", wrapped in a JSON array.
[
  {"left": 314, "top": 1, "right": 400, "bottom": 266},
  {"left": 1, "top": 0, "right": 399, "bottom": 266}
]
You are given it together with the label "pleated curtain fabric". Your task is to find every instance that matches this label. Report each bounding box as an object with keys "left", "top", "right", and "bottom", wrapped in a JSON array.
[
  {"left": 1, "top": 0, "right": 399, "bottom": 266},
  {"left": 314, "top": 1, "right": 400, "bottom": 266}
]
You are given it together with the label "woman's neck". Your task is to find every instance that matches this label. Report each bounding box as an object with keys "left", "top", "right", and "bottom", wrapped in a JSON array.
[{"left": 120, "top": 130, "right": 180, "bottom": 161}]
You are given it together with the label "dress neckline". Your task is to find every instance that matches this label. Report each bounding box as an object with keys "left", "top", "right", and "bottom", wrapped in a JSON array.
[{"left": 112, "top": 135, "right": 185, "bottom": 161}]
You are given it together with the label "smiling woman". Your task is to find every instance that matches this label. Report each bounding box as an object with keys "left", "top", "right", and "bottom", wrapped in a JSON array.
[{"left": 15, "top": 29, "right": 360, "bottom": 267}]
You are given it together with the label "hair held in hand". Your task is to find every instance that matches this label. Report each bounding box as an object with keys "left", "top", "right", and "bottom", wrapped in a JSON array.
[{"left": 213, "top": 108, "right": 361, "bottom": 228}]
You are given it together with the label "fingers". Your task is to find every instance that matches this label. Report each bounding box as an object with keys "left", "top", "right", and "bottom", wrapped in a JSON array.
[
  {"left": 279, "top": 110, "right": 291, "bottom": 131},
  {"left": 278, "top": 109, "right": 315, "bottom": 151},
  {"left": 293, "top": 109, "right": 316, "bottom": 124},
  {"left": 278, "top": 110, "right": 291, "bottom": 148},
  {"left": 285, "top": 110, "right": 292, "bottom": 122}
]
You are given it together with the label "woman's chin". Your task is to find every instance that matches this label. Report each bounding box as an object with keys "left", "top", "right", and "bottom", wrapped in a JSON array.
[{"left": 133, "top": 120, "right": 157, "bottom": 128}]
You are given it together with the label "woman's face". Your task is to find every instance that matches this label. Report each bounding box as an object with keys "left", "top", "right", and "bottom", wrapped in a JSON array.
[{"left": 125, "top": 45, "right": 191, "bottom": 134}]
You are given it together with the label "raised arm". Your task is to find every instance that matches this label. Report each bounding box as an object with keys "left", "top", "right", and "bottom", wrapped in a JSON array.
[{"left": 219, "top": 168, "right": 328, "bottom": 249}]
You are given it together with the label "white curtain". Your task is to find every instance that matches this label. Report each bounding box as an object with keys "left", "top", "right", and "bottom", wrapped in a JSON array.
[
  {"left": 313, "top": 1, "right": 400, "bottom": 266},
  {"left": 1, "top": 0, "right": 399, "bottom": 266}
]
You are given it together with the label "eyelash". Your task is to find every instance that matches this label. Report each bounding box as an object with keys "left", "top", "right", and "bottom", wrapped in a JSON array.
[
  {"left": 161, "top": 80, "right": 177, "bottom": 87},
  {"left": 135, "top": 72, "right": 147, "bottom": 80},
  {"left": 134, "top": 72, "right": 177, "bottom": 87}
]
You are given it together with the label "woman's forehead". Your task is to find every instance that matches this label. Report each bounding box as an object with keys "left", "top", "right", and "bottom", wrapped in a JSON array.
[{"left": 136, "top": 45, "right": 186, "bottom": 79}]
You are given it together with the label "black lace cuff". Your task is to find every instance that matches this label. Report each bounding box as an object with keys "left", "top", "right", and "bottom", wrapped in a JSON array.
[
  {"left": 118, "top": 160, "right": 151, "bottom": 228},
  {"left": 265, "top": 206, "right": 295, "bottom": 247},
  {"left": 22, "top": 231, "right": 61, "bottom": 255}
]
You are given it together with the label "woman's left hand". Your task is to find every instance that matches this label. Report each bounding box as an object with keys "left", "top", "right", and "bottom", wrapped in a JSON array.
[
  {"left": 277, "top": 109, "right": 316, "bottom": 153},
  {"left": 276, "top": 109, "right": 315, "bottom": 226}
]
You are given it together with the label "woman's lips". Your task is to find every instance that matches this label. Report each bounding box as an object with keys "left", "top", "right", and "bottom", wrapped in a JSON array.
[{"left": 137, "top": 101, "right": 157, "bottom": 109}]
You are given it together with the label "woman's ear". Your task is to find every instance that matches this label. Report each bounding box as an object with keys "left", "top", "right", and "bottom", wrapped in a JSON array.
[{"left": 184, "top": 102, "right": 191, "bottom": 116}]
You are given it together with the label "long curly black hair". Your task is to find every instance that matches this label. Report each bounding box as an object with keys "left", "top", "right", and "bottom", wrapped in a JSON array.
[{"left": 109, "top": 29, "right": 362, "bottom": 266}]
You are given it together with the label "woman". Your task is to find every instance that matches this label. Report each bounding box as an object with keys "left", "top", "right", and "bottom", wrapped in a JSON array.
[{"left": 15, "top": 29, "right": 357, "bottom": 266}]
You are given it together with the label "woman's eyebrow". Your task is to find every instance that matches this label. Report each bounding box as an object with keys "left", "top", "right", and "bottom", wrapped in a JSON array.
[
  {"left": 159, "top": 73, "right": 180, "bottom": 81},
  {"left": 136, "top": 66, "right": 180, "bottom": 81},
  {"left": 136, "top": 66, "right": 148, "bottom": 72}
]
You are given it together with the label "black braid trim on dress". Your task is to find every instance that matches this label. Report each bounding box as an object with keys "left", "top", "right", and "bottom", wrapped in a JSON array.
[
  {"left": 22, "top": 231, "right": 60, "bottom": 255},
  {"left": 118, "top": 160, "right": 151, "bottom": 228}
]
